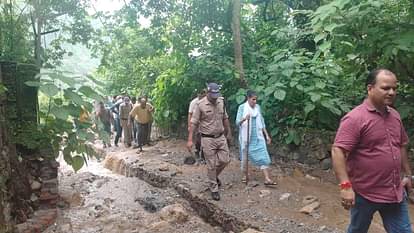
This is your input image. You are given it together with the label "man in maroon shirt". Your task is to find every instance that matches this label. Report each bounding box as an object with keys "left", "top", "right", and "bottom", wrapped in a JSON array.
[{"left": 332, "top": 69, "right": 412, "bottom": 233}]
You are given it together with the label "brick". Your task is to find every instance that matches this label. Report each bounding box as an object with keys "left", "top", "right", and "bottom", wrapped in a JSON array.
[
  {"left": 39, "top": 192, "right": 58, "bottom": 201},
  {"left": 42, "top": 178, "right": 58, "bottom": 188}
]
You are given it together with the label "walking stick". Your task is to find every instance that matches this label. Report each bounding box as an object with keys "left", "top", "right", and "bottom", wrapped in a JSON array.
[{"left": 245, "top": 117, "right": 250, "bottom": 185}]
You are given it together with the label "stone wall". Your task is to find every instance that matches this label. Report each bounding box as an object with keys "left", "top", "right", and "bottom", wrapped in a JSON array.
[
  {"left": 0, "top": 61, "right": 48, "bottom": 233},
  {"left": 268, "top": 129, "right": 335, "bottom": 170},
  {"left": 0, "top": 62, "right": 15, "bottom": 233}
]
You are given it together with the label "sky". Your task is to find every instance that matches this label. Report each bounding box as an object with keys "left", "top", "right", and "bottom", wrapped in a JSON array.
[{"left": 89, "top": 0, "right": 151, "bottom": 28}]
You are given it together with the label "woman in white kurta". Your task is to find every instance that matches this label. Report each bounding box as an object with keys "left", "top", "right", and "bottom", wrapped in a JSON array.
[{"left": 236, "top": 90, "right": 277, "bottom": 185}]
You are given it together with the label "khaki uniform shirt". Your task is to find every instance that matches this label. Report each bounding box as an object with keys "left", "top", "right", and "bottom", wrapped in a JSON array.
[
  {"left": 119, "top": 103, "right": 132, "bottom": 120},
  {"left": 130, "top": 103, "right": 152, "bottom": 124},
  {"left": 191, "top": 97, "right": 228, "bottom": 135}
]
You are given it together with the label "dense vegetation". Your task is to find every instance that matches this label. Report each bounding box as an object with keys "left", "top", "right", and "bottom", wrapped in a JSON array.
[
  {"left": 1, "top": 0, "right": 414, "bottom": 169},
  {"left": 94, "top": 0, "right": 414, "bottom": 144}
]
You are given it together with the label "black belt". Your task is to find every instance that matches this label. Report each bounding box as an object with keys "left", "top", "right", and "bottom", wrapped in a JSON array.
[
  {"left": 121, "top": 118, "right": 128, "bottom": 120},
  {"left": 201, "top": 133, "right": 223, "bottom": 138}
]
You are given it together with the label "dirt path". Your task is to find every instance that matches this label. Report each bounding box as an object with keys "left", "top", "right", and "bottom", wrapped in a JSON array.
[
  {"left": 47, "top": 138, "right": 414, "bottom": 233},
  {"left": 44, "top": 155, "right": 222, "bottom": 233}
]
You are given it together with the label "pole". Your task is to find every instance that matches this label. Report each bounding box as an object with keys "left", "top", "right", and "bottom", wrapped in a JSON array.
[{"left": 245, "top": 117, "right": 250, "bottom": 185}]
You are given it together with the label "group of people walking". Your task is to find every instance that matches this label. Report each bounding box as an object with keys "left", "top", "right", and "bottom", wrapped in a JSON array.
[
  {"left": 94, "top": 95, "right": 154, "bottom": 153},
  {"left": 187, "top": 69, "right": 413, "bottom": 233},
  {"left": 187, "top": 83, "right": 276, "bottom": 201}
]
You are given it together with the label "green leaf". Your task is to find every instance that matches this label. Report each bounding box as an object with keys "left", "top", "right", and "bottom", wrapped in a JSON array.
[
  {"left": 50, "top": 106, "right": 70, "bottom": 120},
  {"left": 78, "top": 86, "right": 102, "bottom": 100},
  {"left": 264, "top": 86, "right": 274, "bottom": 97},
  {"left": 40, "top": 83, "right": 59, "bottom": 97},
  {"left": 347, "top": 54, "right": 358, "bottom": 60},
  {"left": 304, "top": 103, "right": 315, "bottom": 115},
  {"left": 315, "top": 81, "right": 326, "bottom": 89},
  {"left": 25, "top": 81, "right": 41, "bottom": 87},
  {"left": 325, "top": 23, "right": 343, "bottom": 32},
  {"left": 321, "top": 100, "right": 341, "bottom": 115},
  {"left": 314, "top": 33, "right": 326, "bottom": 43},
  {"left": 319, "top": 41, "right": 331, "bottom": 52},
  {"left": 310, "top": 93, "right": 321, "bottom": 102},
  {"left": 54, "top": 98, "right": 63, "bottom": 106},
  {"left": 64, "top": 90, "right": 85, "bottom": 106},
  {"left": 72, "top": 155, "right": 85, "bottom": 172},
  {"left": 236, "top": 94, "right": 246, "bottom": 104},
  {"left": 271, "top": 127, "right": 279, "bottom": 137},
  {"left": 273, "top": 89, "right": 286, "bottom": 101},
  {"left": 49, "top": 72, "right": 78, "bottom": 87}
]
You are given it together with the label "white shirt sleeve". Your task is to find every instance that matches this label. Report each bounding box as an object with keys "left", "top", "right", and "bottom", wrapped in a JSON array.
[{"left": 188, "top": 98, "right": 198, "bottom": 113}]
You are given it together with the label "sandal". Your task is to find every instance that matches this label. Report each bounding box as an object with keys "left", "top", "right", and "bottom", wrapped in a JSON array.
[
  {"left": 241, "top": 177, "right": 247, "bottom": 184},
  {"left": 264, "top": 180, "right": 277, "bottom": 186}
]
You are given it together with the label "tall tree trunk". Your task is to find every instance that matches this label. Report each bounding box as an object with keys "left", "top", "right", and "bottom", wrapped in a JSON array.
[
  {"left": 231, "top": 0, "right": 247, "bottom": 87},
  {"left": 32, "top": 0, "right": 42, "bottom": 67}
]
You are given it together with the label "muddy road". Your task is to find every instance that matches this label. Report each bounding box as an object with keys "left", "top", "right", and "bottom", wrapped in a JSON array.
[
  {"left": 45, "top": 138, "right": 414, "bottom": 233},
  {"left": 44, "top": 156, "right": 222, "bottom": 233}
]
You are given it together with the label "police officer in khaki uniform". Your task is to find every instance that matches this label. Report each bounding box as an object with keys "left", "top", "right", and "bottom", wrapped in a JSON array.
[
  {"left": 187, "top": 83, "right": 232, "bottom": 201},
  {"left": 119, "top": 96, "right": 133, "bottom": 147}
]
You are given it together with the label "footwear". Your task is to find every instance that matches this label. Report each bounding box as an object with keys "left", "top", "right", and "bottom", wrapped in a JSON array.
[
  {"left": 264, "top": 180, "right": 277, "bottom": 186},
  {"left": 241, "top": 177, "right": 247, "bottom": 184},
  {"left": 217, "top": 178, "right": 222, "bottom": 187},
  {"left": 211, "top": 191, "right": 220, "bottom": 201}
]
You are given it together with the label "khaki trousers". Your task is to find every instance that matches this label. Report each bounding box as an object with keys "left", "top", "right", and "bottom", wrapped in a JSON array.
[
  {"left": 201, "top": 135, "right": 230, "bottom": 192},
  {"left": 121, "top": 119, "right": 132, "bottom": 146}
]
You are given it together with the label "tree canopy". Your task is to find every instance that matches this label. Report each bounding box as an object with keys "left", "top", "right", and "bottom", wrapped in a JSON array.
[{"left": 1, "top": 0, "right": 414, "bottom": 169}]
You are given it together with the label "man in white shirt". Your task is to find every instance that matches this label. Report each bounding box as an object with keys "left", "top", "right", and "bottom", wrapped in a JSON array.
[{"left": 188, "top": 89, "right": 206, "bottom": 162}]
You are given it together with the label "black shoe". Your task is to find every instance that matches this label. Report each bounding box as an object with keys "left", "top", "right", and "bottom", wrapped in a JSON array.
[
  {"left": 211, "top": 191, "right": 220, "bottom": 201},
  {"left": 217, "top": 178, "right": 222, "bottom": 187}
]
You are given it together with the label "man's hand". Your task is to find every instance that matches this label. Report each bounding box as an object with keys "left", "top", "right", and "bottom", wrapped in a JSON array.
[
  {"left": 266, "top": 137, "right": 271, "bottom": 145},
  {"left": 244, "top": 114, "right": 250, "bottom": 121},
  {"left": 226, "top": 134, "right": 233, "bottom": 145},
  {"left": 402, "top": 176, "right": 413, "bottom": 191},
  {"left": 186, "top": 140, "right": 193, "bottom": 152},
  {"left": 340, "top": 188, "right": 355, "bottom": 210}
]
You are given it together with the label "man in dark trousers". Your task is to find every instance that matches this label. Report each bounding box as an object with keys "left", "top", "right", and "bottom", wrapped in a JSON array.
[
  {"left": 129, "top": 96, "right": 154, "bottom": 153},
  {"left": 332, "top": 69, "right": 412, "bottom": 233},
  {"left": 187, "top": 83, "right": 232, "bottom": 201}
]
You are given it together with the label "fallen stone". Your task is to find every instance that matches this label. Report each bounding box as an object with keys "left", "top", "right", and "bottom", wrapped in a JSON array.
[
  {"left": 183, "top": 156, "right": 196, "bottom": 165},
  {"left": 148, "top": 220, "right": 173, "bottom": 231},
  {"left": 292, "top": 168, "right": 304, "bottom": 177},
  {"left": 31, "top": 181, "right": 42, "bottom": 190},
  {"left": 305, "top": 174, "right": 317, "bottom": 180},
  {"left": 159, "top": 165, "right": 169, "bottom": 171},
  {"left": 259, "top": 190, "right": 271, "bottom": 198},
  {"left": 30, "top": 193, "right": 39, "bottom": 202},
  {"left": 247, "top": 199, "right": 256, "bottom": 204},
  {"left": 279, "top": 193, "right": 291, "bottom": 201},
  {"left": 159, "top": 204, "right": 189, "bottom": 224},
  {"left": 319, "top": 225, "right": 327, "bottom": 231},
  {"left": 302, "top": 195, "right": 318, "bottom": 205},
  {"left": 320, "top": 157, "right": 332, "bottom": 170},
  {"left": 300, "top": 201, "right": 320, "bottom": 214},
  {"left": 241, "top": 228, "right": 265, "bottom": 233}
]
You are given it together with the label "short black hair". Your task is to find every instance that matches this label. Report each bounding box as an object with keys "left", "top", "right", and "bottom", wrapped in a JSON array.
[
  {"left": 246, "top": 90, "right": 257, "bottom": 98},
  {"left": 366, "top": 68, "right": 395, "bottom": 86}
]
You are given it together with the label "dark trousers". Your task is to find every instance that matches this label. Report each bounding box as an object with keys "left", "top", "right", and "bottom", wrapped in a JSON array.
[
  {"left": 137, "top": 123, "right": 149, "bottom": 147},
  {"left": 114, "top": 118, "right": 122, "bottom": 145},
  {"left": 348, "top": 193, "right": 412, "bottom": 233},
  {"left": 133, "top": 121, "right": 138, "bottom": 144}
]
